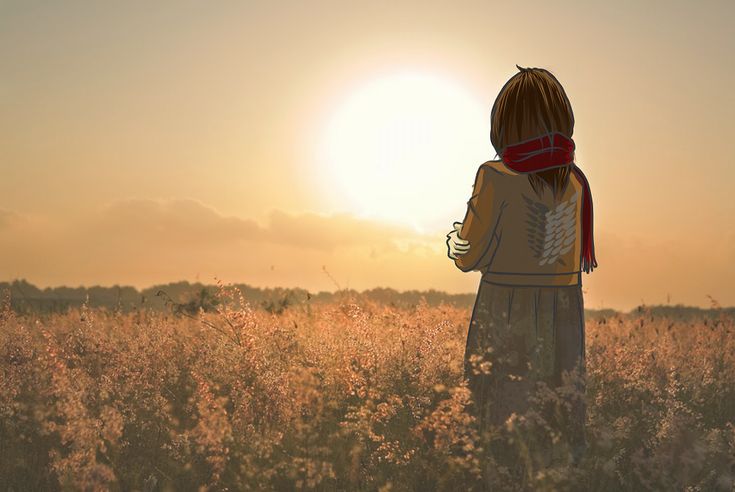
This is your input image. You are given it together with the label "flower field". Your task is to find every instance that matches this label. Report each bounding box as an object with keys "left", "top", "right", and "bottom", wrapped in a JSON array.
[{"left": 1, "top": 286, "right": 734, "bottom": 491}]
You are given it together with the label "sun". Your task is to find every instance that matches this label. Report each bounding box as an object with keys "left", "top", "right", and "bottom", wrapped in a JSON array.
[{"left": 317, "top": 71, "right": 490, "bottom": 233}]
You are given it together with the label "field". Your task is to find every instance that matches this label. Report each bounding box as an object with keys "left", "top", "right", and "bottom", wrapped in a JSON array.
[{"left": 1, "top": 285, "right": 734, "bottom": 491}]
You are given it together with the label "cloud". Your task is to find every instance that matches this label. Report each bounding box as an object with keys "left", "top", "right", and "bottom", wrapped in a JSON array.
[
  {"left": 89, "top": 198, "right": 262, "bottom": 245},
  {"left": 264, "top": 209, "right": 422, "bottom": 251},
  {"left": 0, "top": 198, "right": 455, "bottom": 294},
  {"left": 582, "top": 229, "right": 735, "bottom": 310},
  {"left": 0, "top": 209, "right": 24, "bottom": 231},
  {"left": 2, "top": 197, "right": 733, "bottom": 310},
  {"left": 84, "top": 198, "right": 428, "bottom": 252}
]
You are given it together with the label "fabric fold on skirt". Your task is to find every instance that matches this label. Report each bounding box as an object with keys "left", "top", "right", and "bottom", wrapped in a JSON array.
[{"left": 463, "top": 280, "right": 587, "bottom": 437}]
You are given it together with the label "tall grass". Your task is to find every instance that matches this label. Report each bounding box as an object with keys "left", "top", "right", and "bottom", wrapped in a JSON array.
[{"left": 0, "top": 285, "right": 733, "bottom": 491}]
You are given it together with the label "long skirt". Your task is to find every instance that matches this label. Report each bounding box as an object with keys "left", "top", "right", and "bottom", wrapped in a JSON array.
[{"left": 463, "top": 280, "right": 588, "bottom": 467}]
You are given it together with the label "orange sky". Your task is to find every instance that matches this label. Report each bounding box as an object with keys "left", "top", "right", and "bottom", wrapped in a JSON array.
[{"left": 1, "top": 1, "right": 734, "bottom": 311}]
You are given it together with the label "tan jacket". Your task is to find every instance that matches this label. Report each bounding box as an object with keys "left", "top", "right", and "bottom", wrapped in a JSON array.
[{"left": 454, "top": 160, "right": 585, "bottom": 286}]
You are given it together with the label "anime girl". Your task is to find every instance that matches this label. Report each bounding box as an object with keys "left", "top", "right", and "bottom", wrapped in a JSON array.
[{"left": 446, "top": 65, "right": 596, "bottom": 470}]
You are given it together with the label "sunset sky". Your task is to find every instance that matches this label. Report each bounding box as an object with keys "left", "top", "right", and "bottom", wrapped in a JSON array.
[{"left": 1, "top": 1, "right": 734, "bottom": 311}]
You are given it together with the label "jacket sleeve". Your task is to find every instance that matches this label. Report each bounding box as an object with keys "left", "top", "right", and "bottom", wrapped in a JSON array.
[{"left": 454, "top": 164, "right": 504, "bottom": 273}]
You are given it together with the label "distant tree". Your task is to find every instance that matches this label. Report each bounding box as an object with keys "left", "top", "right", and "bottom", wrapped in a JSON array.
[
  {"left": 261, "top": 293, "right": 293, "bottom": 315},
  {"left": 156, "top": 287, "right": 220, "bottom": 316}
]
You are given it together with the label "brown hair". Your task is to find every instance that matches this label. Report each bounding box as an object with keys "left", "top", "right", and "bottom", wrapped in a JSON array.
[{"left": 490, "top": 65, "right": 575, "bottom": 199}]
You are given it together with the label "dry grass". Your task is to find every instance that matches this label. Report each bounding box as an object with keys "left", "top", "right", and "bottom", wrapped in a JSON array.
[{"left": 0, "top": 285, "right": 733, "bottom": 491}]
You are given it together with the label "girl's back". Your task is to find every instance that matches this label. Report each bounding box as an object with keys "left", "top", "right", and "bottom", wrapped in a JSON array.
[{"left": 454, "top": 159, "right": 587, "bottom": 287}]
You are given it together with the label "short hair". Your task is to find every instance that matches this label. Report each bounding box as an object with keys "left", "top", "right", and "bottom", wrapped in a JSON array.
[{"left": 490, "top": 66, "right": 575, "bottom": 198}]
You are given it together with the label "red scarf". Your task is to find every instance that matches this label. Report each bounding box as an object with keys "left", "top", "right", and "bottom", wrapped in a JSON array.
[{"left": 501, "top": 132, "right": 598, "bottom": 273}]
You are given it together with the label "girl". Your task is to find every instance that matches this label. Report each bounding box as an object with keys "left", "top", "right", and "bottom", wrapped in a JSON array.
[{"left": 446, "top": 65, "right": 596, "bottom": 470}]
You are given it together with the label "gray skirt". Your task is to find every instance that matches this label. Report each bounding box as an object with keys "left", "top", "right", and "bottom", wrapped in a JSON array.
[{"left": 463, "top": 280, "right": 587, "bottom": 439}]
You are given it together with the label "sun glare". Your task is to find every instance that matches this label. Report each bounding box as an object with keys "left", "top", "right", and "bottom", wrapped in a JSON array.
[{"left": 318, "top": 71, "right": 490, "bottom": 233}]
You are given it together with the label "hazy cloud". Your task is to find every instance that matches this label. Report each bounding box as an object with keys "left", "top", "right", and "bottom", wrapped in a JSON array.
[
  {"left": 264, "top": 209, "right": 422, "bottom": 251},
  {"left": 90, "top": 198, "right": 263, "bottom": 245},
  {"left": 582, "top": 230, "right": 735, "bottom": 310},
  {"left": 1, "top": 198, "right": 734, "bottom": 310},
  {"left": 83, "top": 198, "right": 427, "bottom": 252},
  {"left": 0, "top": 198, "right": 450, "bottom": 295},
  {"left": 0, "top": 209, "right": 24, "bottom": 230}
]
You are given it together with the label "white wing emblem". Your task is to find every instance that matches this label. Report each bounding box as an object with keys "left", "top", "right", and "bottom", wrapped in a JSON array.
[{"left": 523, "top": 192, "right": 578, "bottom": 266}]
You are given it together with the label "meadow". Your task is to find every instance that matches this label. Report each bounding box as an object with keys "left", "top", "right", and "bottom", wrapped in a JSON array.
[{"left": 0, "top": 285, "right": 733, "bottom": 491}]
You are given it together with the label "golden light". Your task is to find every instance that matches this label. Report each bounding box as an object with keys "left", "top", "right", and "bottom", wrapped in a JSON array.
[{"left": 318, "top": 71, "right": 490, "bottom": 233}]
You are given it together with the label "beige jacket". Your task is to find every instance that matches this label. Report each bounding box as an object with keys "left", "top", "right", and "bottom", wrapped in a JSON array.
[{"left": 454, "top": 160, "right": 585, "bottom": 287}]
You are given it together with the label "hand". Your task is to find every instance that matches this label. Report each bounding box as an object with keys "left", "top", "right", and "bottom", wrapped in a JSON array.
[{"left": 446, "top": 221, "right": 470, "bottom": 260}]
